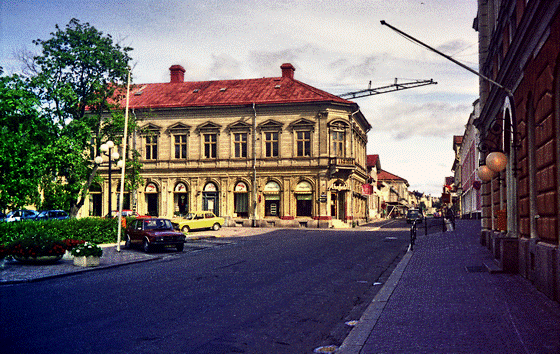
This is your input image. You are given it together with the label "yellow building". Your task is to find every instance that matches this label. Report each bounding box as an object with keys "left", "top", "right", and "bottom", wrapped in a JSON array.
[{"left": 85, "top": 64, "right": 371, "bottom": 228}]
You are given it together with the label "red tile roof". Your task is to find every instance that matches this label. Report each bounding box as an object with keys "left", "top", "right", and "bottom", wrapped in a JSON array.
[
  {"left": 453, "top": 135, "right": 463, "bottom": 144},
  {"left": 377, "top": 170, "right": 408, "bottom": 183},
  {"left": 121, "top": 65, "right": 354, "bottom": 109},
  {"left": 367, "top": 154, "right": 380, "bottom": 168}
]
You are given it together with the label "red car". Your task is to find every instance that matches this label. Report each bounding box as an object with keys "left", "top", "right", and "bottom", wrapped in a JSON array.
[{"left": 125, "top": 218, "right": 185, "bottom": 253}]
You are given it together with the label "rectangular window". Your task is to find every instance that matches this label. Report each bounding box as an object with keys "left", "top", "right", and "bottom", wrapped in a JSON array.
[
  {"left": 265, "top": 132, "right": 279, "bottom": 157},
  {"left": 175, "top": 135, "right": 187, "bottom": 159},
  {"left": 234, "top": 133, "right": 247, "bottom": 158},
  {"left": 146, "top": 135, "right": 158, "bottom": 160},
  {"left": 332, "top": 131, "right": 344, "bottom": 157},
  {"left": 204, "top": 133, "right": 217, "bottom": 158},
  {"left": 296, "top": 131, "right": 311, "bottom": 157}
]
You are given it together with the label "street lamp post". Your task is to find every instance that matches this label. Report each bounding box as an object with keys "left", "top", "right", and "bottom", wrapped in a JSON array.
[{"left": 95, "top": 140, "right": 122, "bottom": 217}]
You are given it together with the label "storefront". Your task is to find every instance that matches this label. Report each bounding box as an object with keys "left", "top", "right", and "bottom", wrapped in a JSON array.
[
  {"left": 295, "top": 180, "right": 313, "bottom": 217},
  {"left": 234, "top": 181, "right": 249, "bottom": 218},
  {"left": 145, "top": 182, "right": 159, "bottom": 217},
  {"left": 264, "top": 181, "right": 281, "bottom": 217},
  {"left": 174, "top": 182, "right": 189, "bottom": 217},
  {"left": 202, "top": 182, "right": 219, "bottom": 216}
]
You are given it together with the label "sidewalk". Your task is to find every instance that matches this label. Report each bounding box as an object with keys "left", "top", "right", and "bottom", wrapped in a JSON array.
[{"left": 338, "top": 219, "right": 560, "bottom": 353}]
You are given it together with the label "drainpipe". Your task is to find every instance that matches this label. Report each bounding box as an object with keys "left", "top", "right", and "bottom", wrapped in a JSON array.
[
  {"left": 350, "top": 108, "right": 360, "bottom": 226},
  {"left": 252, "top": 103, "right": 258, "bottom": 227}
]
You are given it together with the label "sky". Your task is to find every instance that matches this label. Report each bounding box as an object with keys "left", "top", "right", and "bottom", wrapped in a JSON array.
[{"left": 0, "top": 0, "right": 479, "bottom": 196}]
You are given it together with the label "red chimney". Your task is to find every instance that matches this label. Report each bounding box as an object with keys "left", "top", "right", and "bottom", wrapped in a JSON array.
[
  {"left": 169, "top": 65, "right": 186, "bottom": 83},
  {"left": 281, "top": 63, "right": 295, "bottom": 80}
]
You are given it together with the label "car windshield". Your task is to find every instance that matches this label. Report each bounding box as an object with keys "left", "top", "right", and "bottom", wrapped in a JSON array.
[
  {"left": 184, "top": 213, "right": 195, "bottom": 220},
  {"left": 144, "top": 219, "right": 172, "bottom": 230}
]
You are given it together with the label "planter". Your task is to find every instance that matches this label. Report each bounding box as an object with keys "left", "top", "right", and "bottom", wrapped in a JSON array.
[
  {"left": 13, "top": 254, "right": 63, "bottom": 265},
  {"left": 73, "top": 256, "right": 100, "bottom": 267}
]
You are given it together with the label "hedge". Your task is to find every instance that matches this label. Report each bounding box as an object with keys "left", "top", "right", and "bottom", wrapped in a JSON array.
[{"left": 0, "top": 218, "right": 135, "bottom": 245}]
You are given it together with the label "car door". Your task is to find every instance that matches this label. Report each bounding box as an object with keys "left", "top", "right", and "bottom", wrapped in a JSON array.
[{"left": 127, "top": 219, "right": 142, "bottom": 244}]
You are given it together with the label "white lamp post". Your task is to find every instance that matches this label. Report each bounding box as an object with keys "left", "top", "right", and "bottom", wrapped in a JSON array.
[{"left": 96, "top": 140, "right": 120, "bottom": 216}]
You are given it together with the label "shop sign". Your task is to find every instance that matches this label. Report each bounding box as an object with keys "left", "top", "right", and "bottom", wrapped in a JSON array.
[
  {"left": 235, "top": 182, "right": 248, "bottom": 192},
  {"left": 175, "top": 183, "right": 187, "bottom": 192},
  {"left": 204, "top": 183, "right": 217, "bottom": 192},
  {"left": 295, "top": 181, "right": 313, "bottom": 193},
  {"left": 145, "top": 182, "right": 158, "bottom": 193},
  {"left": 362, "top": 184, "right": 373, "bottom": 195},
  {"left": 264, "top": 181, "right": 281, "bottom": 193}
]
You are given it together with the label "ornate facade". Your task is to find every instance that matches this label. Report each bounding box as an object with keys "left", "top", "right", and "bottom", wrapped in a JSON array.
[{"left": 82, "top": 63, "right": 372, "bottom": 228}]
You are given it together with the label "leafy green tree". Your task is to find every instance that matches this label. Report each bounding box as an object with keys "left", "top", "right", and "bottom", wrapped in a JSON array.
[
  {"left": 30, "top": 18, "right": 142, "bottom": 217},
  {"left": 0, "top": 68, "right": 54, "bottom": 211}
]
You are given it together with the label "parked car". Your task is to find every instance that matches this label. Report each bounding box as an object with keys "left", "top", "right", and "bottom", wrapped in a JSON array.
[
  {"left": 106, "top": 209, "right": 150, "bottom": 219},
  {"left": 406, "top": 208, "right": 424, "bottom": 224},
  {"left": 6, "top": 209, "right": 39, "bottom": 222},
  {"left": 172, "top": 211, "right": 225, "bottom": 233},
  {"left": 125, "top": 218, "right": 185, "bottom": 252},
  {"left": 35, "top": 210, "right": 69, "bottom": 221}
]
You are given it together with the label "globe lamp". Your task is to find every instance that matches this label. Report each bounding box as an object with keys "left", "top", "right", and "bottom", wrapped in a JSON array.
[
  {"left": 486, "top": 151, "right": 507, "bottom": 173},
  {"left": 478, "top": 165, "right": 496, "bottom": 182}
]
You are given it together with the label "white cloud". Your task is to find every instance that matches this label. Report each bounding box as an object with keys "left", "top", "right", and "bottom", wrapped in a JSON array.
[{"left": 0, "top": 0, "right": 480, "bottom": 195}]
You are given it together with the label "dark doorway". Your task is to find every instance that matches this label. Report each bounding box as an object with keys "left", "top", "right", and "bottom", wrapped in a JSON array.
[
  {"left": 146, "top": 194, "right": 158, "bottom": 217},
  {"left": 203, "top": 192, "right": 219, "bottom": 215},
  {"left": 296, "top": 194, "right": 312, "bottom": 217}
]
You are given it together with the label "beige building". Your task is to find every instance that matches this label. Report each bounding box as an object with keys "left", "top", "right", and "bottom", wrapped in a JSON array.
[{"left": 84, "top": 64, "right": 372, "bottom": 228}]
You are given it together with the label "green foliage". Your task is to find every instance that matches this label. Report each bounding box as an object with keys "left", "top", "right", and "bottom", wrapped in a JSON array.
[
  {"left": 0, "top": 218, "right": 120, "bottom": 246},
  {"left": 26, "top": 18, "right": 142, "bottom": 217},
  {"left": 0, "top": 71, "right": 55, "bottom": 210}
]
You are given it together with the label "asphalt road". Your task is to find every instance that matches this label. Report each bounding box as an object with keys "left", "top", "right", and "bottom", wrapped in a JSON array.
[{"left": 0, "top": 221, "right": 410, "bottom": 353}]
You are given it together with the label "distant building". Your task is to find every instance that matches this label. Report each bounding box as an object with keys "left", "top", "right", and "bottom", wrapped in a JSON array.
[
  {"left": 451, "top": 135, "right": 463, "bottom": 215},
  {"left": 377, "top": 170, "right": 410, "bottom": 217},
  {"left": 459, "top": 100, "right": 482, "bottom": 219},
  {"left": 366, "top": 154, "right": 382, "bottom": 219},
  {"left": 85, "top": 63, "right": 372, "bottom": 228}
]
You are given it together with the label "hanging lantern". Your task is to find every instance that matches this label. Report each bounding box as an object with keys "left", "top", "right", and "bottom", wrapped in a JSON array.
[
  {"left": 486, "top": 151, "right": 507, "bottom": 173},
  {"left": 478, "top": 165, "right": 496, "bottom": 182}
]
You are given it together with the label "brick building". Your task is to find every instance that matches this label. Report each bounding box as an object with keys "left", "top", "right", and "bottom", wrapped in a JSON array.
[
  {"left": 475, "top": 0, "right": 560, "bottom": 301},
  {"left": 84, "top": 63, "right": 372, "bottom": 228}
]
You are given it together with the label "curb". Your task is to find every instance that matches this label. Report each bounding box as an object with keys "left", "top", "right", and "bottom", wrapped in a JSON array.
[
  {"left": 0, "top": 256, "right": 161, "bottom": 285},
  {"left": 337, "top": 249, "right": 413, "bottom": 353}
]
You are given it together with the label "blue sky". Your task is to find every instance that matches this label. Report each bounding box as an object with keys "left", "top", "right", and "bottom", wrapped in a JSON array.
[{"left": 1, "top": 0, "right": 479, "bottom": 195}]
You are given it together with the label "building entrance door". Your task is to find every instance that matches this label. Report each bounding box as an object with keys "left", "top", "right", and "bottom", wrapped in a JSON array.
[
  {"left": 146, "top": 194, "right": 158, "bottom": 217},
  {"left": 331, "top": 191, "right": 346, "bottom": 220},
  {"left": 202, "top": 192, "right": 218, "bottom": 215}
]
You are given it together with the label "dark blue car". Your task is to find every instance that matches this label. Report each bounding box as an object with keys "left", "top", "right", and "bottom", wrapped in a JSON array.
[{"left": 35, "top": 210, "right": 69, "bottom": 221}]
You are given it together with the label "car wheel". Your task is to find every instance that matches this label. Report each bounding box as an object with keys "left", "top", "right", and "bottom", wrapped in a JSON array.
[
  {"left": 143, "top": 239, "right": 152, "bottom": 253},
  {"left": 212, "top": 223, "right": 221, "bottom": 231},
  {"left": 125, "top": 235, "right": 132, "bottom": 249},
  {"left": 182, "top": 225, "right": 190, "bottom": 233},
  {"left": 176, "top": 243, "right": 184, "bottom": 252}
]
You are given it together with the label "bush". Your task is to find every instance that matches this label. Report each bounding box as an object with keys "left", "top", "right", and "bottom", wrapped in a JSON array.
[
  {"left": 9, "top": 234, "right": 67, "bottom": 258},
  {"left": 0, "top": 217, "right": 120, "bottom": 246}
]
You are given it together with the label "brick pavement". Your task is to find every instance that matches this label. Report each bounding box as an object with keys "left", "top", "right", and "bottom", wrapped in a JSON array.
[{"left": 338, "top": 219, "right": 560, "bottom": 354}]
